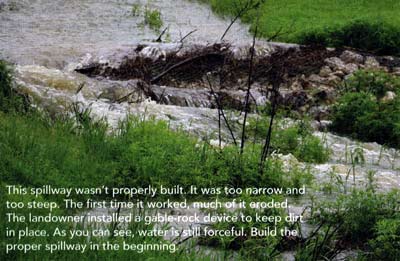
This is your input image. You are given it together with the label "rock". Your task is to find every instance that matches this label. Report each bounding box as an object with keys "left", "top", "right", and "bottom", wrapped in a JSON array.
[
  {"left": 313, "top": 89, "right": 336, "bottom": 104},
  {"left": 392, "top": 67, "right": 400, "bottom": 76},
  {"left": 309, "top": 106, "right": 331, "bottom": 121},
  {"left": 324, "top": 57, "right": 358, "bottom": 75},
  {"left": 342, "top": 63, "right": 359, "bottom": 74},
  {"left": 290, "top": 79, "right": 304, "bottom": 91},
  {"left": 332, "top": 70, "right": 345, "bottom": 78},
  {"left": 280, "top": 90, "right": 310, "bottom": 110},
  {"left": 340, "top": 50, "right": 364, "bottom": 64},
  {"left": 324, "top": 57, "right": 346, "bottom": 71},
  {"left": 308, "top": 74, "right": 341, "bottom": 86},
  {"left": 139, "top": 46, "right": 166, "bottom": 61},
  {"left": 319, "top": 66, "right": 332, "bottom": 77},
  {"left": 382, "top": 91, "right": 397, "bottom": 102},
  {"left": 364, "top": 56, "right": 380, "bottom": 69}
]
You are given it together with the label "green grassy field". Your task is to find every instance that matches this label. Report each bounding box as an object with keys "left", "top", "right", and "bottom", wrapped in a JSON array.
[{"left": 206, "top": 0, "right": 400, "bottom": 54}]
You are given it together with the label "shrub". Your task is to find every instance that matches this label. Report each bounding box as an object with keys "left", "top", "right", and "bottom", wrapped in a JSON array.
[
  {"left": 342, "top": 69, "right": 400, "bottom": 98},
  {"left": 144, "top": 7, "right": 163, "bottom": 32},
  {"left": 367, "top": 218, "right": 400, "bottom": 260},
  {"left": 249, "top": 118, "right": 330, "bottom": 163},
  {"left": 0, "top": 60, "right": 26, "bottom": 113},
  {"left": 330, "top": 91, "right": 400, "bottom": 148},
  {"left": 299, "top": 20, "right": 400, "bottom": 56},
  {"left": 315, "top": 190, "right": 399, "bottom": 245}
]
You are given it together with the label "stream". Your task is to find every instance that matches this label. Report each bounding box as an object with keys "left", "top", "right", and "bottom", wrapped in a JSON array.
[{"left": 1, "top": 0, "right": 399, "bottom": 259}]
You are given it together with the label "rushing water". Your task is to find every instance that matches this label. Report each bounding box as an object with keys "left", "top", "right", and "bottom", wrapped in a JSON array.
[{"left": 0, "top": 0, "right": 251, "bottom": 67}]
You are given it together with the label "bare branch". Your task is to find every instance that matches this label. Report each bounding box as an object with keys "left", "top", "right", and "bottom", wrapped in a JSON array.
[
  {"left": 240, "top": 10, "right": 259, "bottom": 155},
  {"left": 155, "top": 26, "right": 169, "bottom": 42},
  {"left": 206, "top": 75, "right": 238, "bottom": 146}
]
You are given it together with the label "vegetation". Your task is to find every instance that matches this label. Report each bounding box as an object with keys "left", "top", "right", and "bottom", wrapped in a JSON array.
[
  {"left": 0, "top": 61, "right": 27, "bottom": 113},
  {"left": 316, "top": 190, "right": 399, "bottom": 244},
  {"left": 299, "top": 20, "right": 400, "bottom": 56},
  {"left": 249, "top": 117, "right": 330, "bottom": 163},
  {"left": 204, "top": 0, "right": 400, "bottom": 55},
  {"left": 144, "top": 7, "right": 163, "bottom": 32},
  {"left": 330, "top": 70, "right": 400, "bottom": 148},
  {"left": 131, "top": 3, "right": 141, "bottom": 17},
  {"left": 0, "top": 187, "right": 208, "bottom": 260},
  {"left": 367, "top": 218, "right": 400, "bottom": 260}
]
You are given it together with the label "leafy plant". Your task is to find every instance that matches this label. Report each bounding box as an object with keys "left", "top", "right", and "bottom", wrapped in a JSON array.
[
  {"left": 144, "top": 7, "right": 163, "bottom": 32},
  {"left": 299, "top": 20, "right": 400, "bottom": 55},
  {"left": 330, "top": 88, "right": 400, "bottom": 148}
]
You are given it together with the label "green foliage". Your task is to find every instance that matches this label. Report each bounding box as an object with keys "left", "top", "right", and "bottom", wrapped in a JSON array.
[
  {"left": 0, "top": 111, "right": 302, "bottom": 200},
  {"left": 249, "top": 118, "right": 330, "bottom": 163},
  {"left": 366, "top": 218, "right": 400, "bottom": 260},
  {"left": 299, "top": 20, "right": 400, "bottom": 56},
  {"left": 315, "top": 190, "right": 400, "bottom": 245},
  {"left": 204, "top": 0, "right": 400, "bottom": 55},
  {"left": 330, "top": 71, "right": 400, "bottom": 148},
  {"left": 0, "top": 60, "right": 26, "bottom": 113},
  {"left": 342, "top": 69, "right": 400, "bottom": 98},
  {"left": 199, "top": 194, "right": 285, "bottom": 259},
  {"left": 144, "top": 7, "right": 163, "bottom": 32}
]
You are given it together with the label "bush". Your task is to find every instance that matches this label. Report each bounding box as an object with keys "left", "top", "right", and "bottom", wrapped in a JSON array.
[
  {"left": 315, "top": 190, "right": 399, "bottom": 245},
  {"left": 330, "top": 74, "right": 400, "bottom": 148},
  {"left": 144, "top": 8, "right": 163, "bottom": 32},
  {"left": 0, "top": 60, "right": 26, "bottom": 113},
  {"left": 249, "top": 118, "right": 330, "bottom": 163},
  {"left": 299, "top": 20, "right": 400, "bottom": 55},
  {"left": 343, "top": 70, "right": 400, "bottom": 98},
  {"left": 367, "top": 218, "right": 400, "bottom": 260}
]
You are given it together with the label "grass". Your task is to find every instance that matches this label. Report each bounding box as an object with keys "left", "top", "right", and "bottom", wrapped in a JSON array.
[
  {"left": 205, "top": 0, "right": 400, "bottom": 55},
  {"left": 0, "top": 61, "right": 315, "bottom": 259},
  {"left": 248, "top": 117, "right": 330, "bottom": 163},
  {"left": 144, "top": 7, "right": 163, "bottom": 32}
]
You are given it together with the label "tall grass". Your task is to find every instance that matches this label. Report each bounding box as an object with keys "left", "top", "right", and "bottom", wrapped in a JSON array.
[{"left": 205, "top": 0, "right": 400, "bottom": 55}]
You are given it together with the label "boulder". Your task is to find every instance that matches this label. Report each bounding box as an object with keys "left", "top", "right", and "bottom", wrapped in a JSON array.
[
  {"left": 364, "top": 56, "right": 380, "bottom": 69},
  {"left": 382, "top": 91, "right": 397, "bottom": 102},
  {"left": 340, "top": 50, "right": 364, "bottom": 64},
  {"left": 392, "top": 67, "right": 400, "bottom": 76},
  {"left": 324, "top": 57, "right": 346, "bottom": 71},
  {"left": 342, "top": 63, "right": 359, "bottom": 74},
  {"left": 319, "top": 66, "right": 332, "bottom": 77}
]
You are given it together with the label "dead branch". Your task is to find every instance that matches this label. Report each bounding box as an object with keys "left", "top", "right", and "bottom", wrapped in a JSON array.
[
  {"left": 75, "top": 82, "right": 85, "bottom": 94},
  {"left": 240, "top": 10, "right": 259, "bottom": 155},
  {"left": 150, "top": 52, "right": 223, "bottom": 84},
  {"left": 180, "top": 29, "right": 198, "bottom": 43},
  {"left": 206, "top": 75, "right": 238, "bottom": 146},
  {"left": 155, "top": 26, "right": 169, "bottom": 42}
]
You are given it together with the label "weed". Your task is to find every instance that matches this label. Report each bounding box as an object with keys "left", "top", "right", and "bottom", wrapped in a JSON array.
[
  {"left": 131, "top": 3, "right": 141, "bottom": 17},
  {"left": 144, "top": 7, "right": 163, "bottom": 32}
]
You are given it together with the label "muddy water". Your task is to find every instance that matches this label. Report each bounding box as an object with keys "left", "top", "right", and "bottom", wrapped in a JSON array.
[{"left": 0, "top": 0, "right": 250, "bottom": 67}]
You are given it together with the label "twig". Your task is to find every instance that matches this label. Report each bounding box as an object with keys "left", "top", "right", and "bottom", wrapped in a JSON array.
[
  {"left": 150, "top": 52, "right": 222, "bottom": 84},
  {"left": 180, "top": 29, "right": 198, "bottom": 43},
  {"left": 240, "top": 10, "right": 259, "bottom": 155},
  {"left": 206, "top": 75, "right": 238, "bottom": 146},
  {"left": 155, "top": 26, "right": 169, "bottom": 42},
  {"left": 75, "top": 83, "right": 85, "bottom": 94},
  {"left": 259, "top": 82, "right": 280, "bottom": 173}
]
